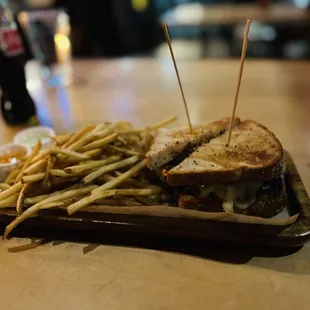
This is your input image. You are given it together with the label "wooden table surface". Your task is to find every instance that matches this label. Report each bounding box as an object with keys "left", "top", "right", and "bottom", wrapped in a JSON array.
[{"left": 1, "top": 59, "right": 310, "bottom": 310}]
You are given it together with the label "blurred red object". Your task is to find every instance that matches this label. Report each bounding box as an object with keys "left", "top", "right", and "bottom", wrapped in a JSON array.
[{"left": 256, "top": 0, "right": 270, "bottom": 8}]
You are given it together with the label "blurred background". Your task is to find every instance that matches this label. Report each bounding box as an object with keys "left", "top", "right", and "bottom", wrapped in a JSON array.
[
  {"left": 1, "top": 0, "right": 310, "bottom": 134},
  {"left": 10, "top": 0, "right": 310, "bottom": 62}
]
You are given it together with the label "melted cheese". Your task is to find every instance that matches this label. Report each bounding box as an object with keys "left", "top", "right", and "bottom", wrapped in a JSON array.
[
  {"left": 221, "top": 187, "right": 234, "bottom": 213},
  {"left": 193, "top": 181, "right": 263, "bottom": 213}
]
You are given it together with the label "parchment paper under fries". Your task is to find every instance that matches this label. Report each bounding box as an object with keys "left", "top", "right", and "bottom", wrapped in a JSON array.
[{"left": 76, "top": 204, "right": 298, "bottom": 226}]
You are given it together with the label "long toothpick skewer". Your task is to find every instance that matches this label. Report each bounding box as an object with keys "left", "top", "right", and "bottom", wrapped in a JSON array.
[
  {"left": 162, "top": 22, "right": 193, "bottom": 133},
  {"left": 227, "top": 19, "right": 252, "bottom": 146}
]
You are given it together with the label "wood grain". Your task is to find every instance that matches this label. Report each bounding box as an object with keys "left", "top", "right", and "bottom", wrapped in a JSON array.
[
  {"left": 2, "top": 60, "right": 309, "bottom": 156},
  {"left": 0, "top": 59, "right": 310, "bottom": 310}
]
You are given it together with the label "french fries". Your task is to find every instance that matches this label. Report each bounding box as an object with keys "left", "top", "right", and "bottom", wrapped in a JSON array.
[
  {"left": 24, "top": 184, "right": 81, "bottom": 205},
  {"left": 109, "top": 146, "right": 143, "bottom": 157},
  {"left": 92, "top": 160, "right": 147, "bottom": 194},
  {"left": 4, "top": 185, "right": 98, "bottom": 238},
  {"left": 67, "top": 188, "right": 159, "bottom": 215},
  {"left": 5, "top": 168, "right": 20, "bottom": 185},
  {"left": 67, "top": 126, "right": 101, "bottom": 151},
  {"left": 54, "top": 134, "right": 72, "bottom": 145},
  {"left": 44, "top": 152, "right": 55, "bottom": 188},
  {"left": 22, "top": 173, "right": 45, "bottom": 184},
  {"left": 82, "top": 156, "right": 139, "bottom": 184},
  {"left": 51, "top": 147, "right": 89, "bottom": 160},
  {"left": 151, "top": 116, "right": 177, "bottom": 130},
  {"left": 0, "top": 194, "right": 18, "bottom": 209},
  {"left": 2, "top": 117, "right": 177, "bottom": 238},
  {"left": 31, "top": 149, "right": 50, "bottom": 163},
  {"left": 0, "top": 182, "right": 23, "bottom": 200},
  {"left": 78, "top": 133, "right": 118, "bottom": 152},
  {"left": 0, "top": 183, "right": 11, "bottom": 191},
  {"left": 15, "top": 140, "right": 41, "bottom": 183},
  {"left": 24, "top": 159, "right": 47, "bottom": 175},
  {"left": 64, "top": 156, "right": 121, "bottom": 174},
  {"left": 62, "top": 125, "right": 94, "bottom": 148},
  {"left": 17, "top": 184, "right": 28, "bottom": 214}
]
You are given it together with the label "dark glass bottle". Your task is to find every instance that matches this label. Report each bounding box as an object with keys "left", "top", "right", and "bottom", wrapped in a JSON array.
[{"left": 0, "top": 0, "right": 38, "bottom": 125}]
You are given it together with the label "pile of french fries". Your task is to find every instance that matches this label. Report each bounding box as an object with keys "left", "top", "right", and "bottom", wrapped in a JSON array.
[{"left": 1, "top": 117, "right": 176, "bottom": 238}]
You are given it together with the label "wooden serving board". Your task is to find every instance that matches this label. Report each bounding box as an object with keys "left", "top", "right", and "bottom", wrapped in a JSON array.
[{"left": 0, "top": 152, "right": 309, "bottom": 247}]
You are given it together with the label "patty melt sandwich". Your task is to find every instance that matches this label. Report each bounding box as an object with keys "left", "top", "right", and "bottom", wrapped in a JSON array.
[{"left": 146, "top": 118, "right": 287, "bottom": 218}]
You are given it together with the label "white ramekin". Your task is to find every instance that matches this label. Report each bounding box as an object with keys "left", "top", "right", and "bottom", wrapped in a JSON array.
[
  {"left": 0, "top": 144, "right": 31, "bottom": 183},
  {"left": 13, "top": 126, "right": 56, "bottom": 149}
]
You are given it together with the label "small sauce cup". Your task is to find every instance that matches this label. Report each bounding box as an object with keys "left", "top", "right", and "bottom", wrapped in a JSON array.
[
  {"left": 13, "top": 126, "right": 56, "bottom": 149},
  {"left": 0, "top": 144, "right": 31, "bottom": 182}
]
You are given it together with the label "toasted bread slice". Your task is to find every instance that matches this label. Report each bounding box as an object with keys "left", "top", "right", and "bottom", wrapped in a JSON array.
[
  {"left": 167, "top": 120, "right": 284, "bottom": 185},
  {"left": 146, "top": 117, "right": 240, "bottom": 170}
]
